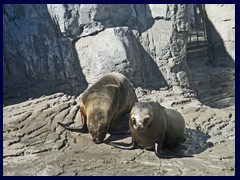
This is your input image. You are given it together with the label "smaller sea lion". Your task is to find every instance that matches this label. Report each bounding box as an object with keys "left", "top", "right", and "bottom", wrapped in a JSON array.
[
  {"left": 110, "top": 102, "right": 192, "bottom": 158},
  {"left": 58, "top": 72, "right": 138, "bottom": 144}
]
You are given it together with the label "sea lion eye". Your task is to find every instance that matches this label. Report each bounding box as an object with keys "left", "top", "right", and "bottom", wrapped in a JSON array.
[
  {"left": 144, "top": 115, "right": 150, "bottom": 121},
  {"left": 131, "top": 117, "right": 136, "bottom": 124}
]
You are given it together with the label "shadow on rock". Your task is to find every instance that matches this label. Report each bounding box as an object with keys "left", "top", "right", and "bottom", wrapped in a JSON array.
[
  {"left": 168, "top": 128, "right": 213, "bottom": 157},
  {"left": 105, "top": 115, "right": 132, "bottom": 143},
  {"left": 105, "top": 127, "right": 213, "bottom": 158}
]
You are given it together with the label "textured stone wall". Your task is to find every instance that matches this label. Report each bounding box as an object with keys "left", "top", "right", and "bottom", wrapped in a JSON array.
[
  {"left": 3, "top": 4, "right": 85, "bottom": 93},
  {"left": 3, "top": 4, "right": 193, "bottom": 98},
  {"left": 48, "top": 4, "right": 192, "bottom": 89},
  {"left": 205, "top": 4, "right": 235, "bottom": 67},
  {"left": 141, "top": 4, "right": 193, "bottom": 89}
]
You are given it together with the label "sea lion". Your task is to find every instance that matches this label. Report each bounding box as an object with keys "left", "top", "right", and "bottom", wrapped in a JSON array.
[
  {"left": 58, "top": 72, "right": 138, "bottom": 144},
  {"left": 110, "top": 102, "right": 192, "bottom": 158}
]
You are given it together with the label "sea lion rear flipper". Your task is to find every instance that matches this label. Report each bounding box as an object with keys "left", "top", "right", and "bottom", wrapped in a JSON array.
[{"left": 109, "top": 138, "right": 137, "bottom": 150}]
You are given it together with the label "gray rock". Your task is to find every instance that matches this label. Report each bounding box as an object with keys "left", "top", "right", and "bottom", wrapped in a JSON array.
[
  {"left": 3, "top": 88, "right": 235, "bottom": 175},
  {"left": 205, "top": 4, "right": 235, "bottom": 67},
  {"left": 47, "top": 4, "right": 82, "bottom": 38},
  {"left": 3, "top": 4, "right": 194, "bottom": 97},
  {"left": 140, "top": 4, "right": 193, "bottom": 89},
  {"left": 3, "top": 4, "right": 87, "bottom": 103},
  {"left": 75, "top": 26, "right": 167, "bottom": 89},
  {"left": 47, "top": 4, "right": 139, "bottom": 39}
]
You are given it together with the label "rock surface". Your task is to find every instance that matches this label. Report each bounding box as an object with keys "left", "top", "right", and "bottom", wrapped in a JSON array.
[
  {"left": 205, "top": 4, "right": 235, "bottom": 67},
  {"left": 3, "top": 4, "right": 87, "bottom": 105},
  {"left": 3, "top": 52, "right": 235, "bottom": 175},
  {"left": 3, "top": 4, "right": 235, "bottom": 176},
  {"left": 3, "top": 4, "right": 195, "bottom": 97},
  {"left": 3, "top": 79, "right": 235, "bottom": 175}
]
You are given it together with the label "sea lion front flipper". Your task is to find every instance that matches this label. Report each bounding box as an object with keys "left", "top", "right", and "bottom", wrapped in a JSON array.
[
  {"left": 109, "top": 138, "right": 137, "bottom": 150},
  {"left": 58, "top": 108, "right": 88, "bottom": 133},
  {"left": 58, "top": 121, "right": 89, "bottom": 133},
  {"left": 154, "top": 135, "right": 176, "bottom": 159},
  {"left": 154, "top": 142, "right": 175, "bottom": 159}
]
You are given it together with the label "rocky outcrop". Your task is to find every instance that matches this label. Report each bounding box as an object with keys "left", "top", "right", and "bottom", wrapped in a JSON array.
[
  {"left": 47, "top": 4, "right": 153, "bottom": 39},
  {"left": 3, "top": 4, "right": 86, "bottom": 103},
  {"left": 48, "top": 4, "right": 193, "bottom": 90},
  {"left": 3, "top": 4, "right": 235, "bottom": 100},
  {"left": 4, "top": 4, "right": 194, "bottom": 101},
  {"left": 75, "top": 27, "right": 143, "bottom": 86},
  {"left": 141, "top": 4, "right": 193, "bottom": 89}
]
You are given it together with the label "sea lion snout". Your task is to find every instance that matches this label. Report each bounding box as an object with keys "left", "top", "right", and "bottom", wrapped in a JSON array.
[
  {"left": 91, "top": 133, "right": 106, "bottom": 144},
  {"left": 92, "top": 137, "right": 102, "bottom": 144},
  {"left": 133, "top": 123, "right": 144, "bottom": 130},
  {"left": 89, "top": 123, "right": 108, "bottom": 144},
  {"left": 130, "top": 113, "right": 151, "bottom": 130}
]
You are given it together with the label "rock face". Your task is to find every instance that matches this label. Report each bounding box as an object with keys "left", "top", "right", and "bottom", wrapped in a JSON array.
[
  {"left": 47, "top": 4, "right": 153, "bottom": 38},
  {"left": 47, "top": 4, "right": 192, "bottom": 89},
  {"left": 3, "top": 4, "right": 82, "bottom": 83},
  {"left": 141, "top": 4, "right": 193, "bottom": 89},
  {"left": 205, "top": 4, "right": 235, "bottom": 67},
  {"left": 3, "top": 4, "right": 87, "bottom": 103},
  {"left": 3, "top": 4, "right": 235, "bottom": 98},
  {"left": 75, "top": 27, "right": 145, "bottom": 87},
  {"left": 3, "top": 4, "right": 194, "bottom": 97}
]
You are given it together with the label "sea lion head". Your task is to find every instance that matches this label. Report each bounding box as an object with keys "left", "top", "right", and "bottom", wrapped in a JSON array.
[
  {"left": 88, "top": 109, "right": 108, "bottom": 144},
  {"left": 130, "top": 102, "right": 154, "bottom": 130}
]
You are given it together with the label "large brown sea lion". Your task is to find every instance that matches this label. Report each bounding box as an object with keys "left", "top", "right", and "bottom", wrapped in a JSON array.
[{"left": 58, "top": 72, "right": 138, "bottom": 144}]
